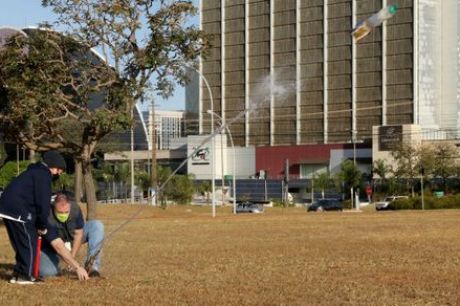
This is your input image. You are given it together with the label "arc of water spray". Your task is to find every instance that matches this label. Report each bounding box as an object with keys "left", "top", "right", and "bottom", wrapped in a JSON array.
[{"left": 84, "top": 75, "right": 292, "bottom": 271}]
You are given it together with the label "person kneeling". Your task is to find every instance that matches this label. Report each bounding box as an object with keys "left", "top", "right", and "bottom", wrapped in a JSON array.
[{"left": 40, "top": 193, "right": 104, "bottom": 278}]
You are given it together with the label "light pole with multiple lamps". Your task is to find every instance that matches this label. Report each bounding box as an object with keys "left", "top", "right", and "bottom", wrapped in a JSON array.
[{"left": 207, "top": 110, "right": 237, "bottom": 214}]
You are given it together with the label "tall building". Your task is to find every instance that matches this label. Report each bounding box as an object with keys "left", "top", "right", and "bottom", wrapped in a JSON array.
[
  {"left": 143, "top": 108, "right": 185, "bottom": 150},
  {"left": 184, "top": 68, "right": 200, "bottom": 136},
  {"left": 199, "top": 0, "right": 460, "bottom": 147}
]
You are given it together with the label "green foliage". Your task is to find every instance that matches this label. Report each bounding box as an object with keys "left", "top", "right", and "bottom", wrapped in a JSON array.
[
  {"left": 338, "top": 160, "right": 361, "bottom": 192},
  {"left": 52, "top": 172, "right": 74, "bottom": 192},
  {"left": 135, "top": 171, "right": 151, "bottom": 195},
  {"left": 163, "top": 174, "right": 195, "bottom": 205},
  {"left": 312, "top": 172, "right": 333, "bottom": 198},
  {"left": 0, "top": 161, "right": 30, "bottom": 188},
  {"left": 391, "top": 195, "right": 460, "bottom": 210},
  {"left": 373, "top": 159, "right": 392, "bottom": 180},
  {"left": 196, "top": 180, "right": 212, "bottom": 203},
  {"left": 342, "top": 199, "right": 352, "bottom": 209},
  {"left": 431, "top": 142, "right": 459, "bottom": 191}
]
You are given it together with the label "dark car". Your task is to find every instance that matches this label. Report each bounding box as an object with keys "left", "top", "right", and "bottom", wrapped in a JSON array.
[
  {"left": 307, "top": 198, "right": 343, "bottom": 212},
  {"left": 236, "top": 202, "right": 264, "bottom": 214}
]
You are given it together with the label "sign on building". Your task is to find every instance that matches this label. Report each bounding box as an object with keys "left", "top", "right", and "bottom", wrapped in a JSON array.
[{"left": 379, "top": 125, "right": 402, "bottom": 151}]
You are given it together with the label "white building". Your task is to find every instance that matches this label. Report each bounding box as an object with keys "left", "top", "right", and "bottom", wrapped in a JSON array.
[{"left": 416, "top": 0, "right": 460, "bottom": 139}]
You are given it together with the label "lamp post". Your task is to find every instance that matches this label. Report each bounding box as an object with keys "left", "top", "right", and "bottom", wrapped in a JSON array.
[
  {"left": 207, "top": 110, "right": 237, "bottom": 214},
  {"left": 352, "top": 129, "right": 358, "bottom": 210},
  {"left": 184, "top": 64, "right": 216, "bottom": 217}
]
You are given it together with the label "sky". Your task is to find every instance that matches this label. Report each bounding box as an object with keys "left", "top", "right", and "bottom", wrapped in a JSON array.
[{"left": 0, "top": 0, "right": 200, "bottom": 112}]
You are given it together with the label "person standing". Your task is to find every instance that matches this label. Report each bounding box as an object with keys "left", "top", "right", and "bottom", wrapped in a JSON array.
[{"left": 0, "top": 150, "right": 68, "bottom": 284}]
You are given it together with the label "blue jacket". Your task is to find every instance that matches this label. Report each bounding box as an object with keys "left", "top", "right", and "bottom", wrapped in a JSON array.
[{"left": 0, "top": 162, "right": 52, "bottom": 230}]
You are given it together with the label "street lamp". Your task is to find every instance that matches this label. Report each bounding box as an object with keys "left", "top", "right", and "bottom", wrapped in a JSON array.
[
  {"left": 207, "top": 110, "right": 237, "bottom": 214},
  {"left": 184, "top": 64, "right": 216, "bottom": 217},
  {"left": 352, "top": 129, "right": 358, "bottom": 210}
]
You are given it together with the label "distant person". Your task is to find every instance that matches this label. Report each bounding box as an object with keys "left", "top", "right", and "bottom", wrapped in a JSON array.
[
  {"left": 0, "top": 150, "right": 80, "bottom": 284},
  {"left": 40, "top": 192, "right": 104, "bottom": 278}
]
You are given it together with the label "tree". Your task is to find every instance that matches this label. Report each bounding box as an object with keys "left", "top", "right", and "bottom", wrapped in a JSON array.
[
  {"left": 164, "top": 174, "right": 195, "bottom": 205},
  {"left": 1, "top": 1, "right": 208, "bottom": 219},
  {"left": 432, "top": 142, "right": 458, "bottom": 191},
  {"left": 197, "top": 180, "right": 212, "bottom": 203},
  {"left": 373, "top": 159, "right": 392, "bottom": 181},
  {"left": 0, "top": 143, "right": 7, "bottom": 167},
  {"left": 372, "top": 159, "right": 392, "bottom": 194},
  {"left": 0, "top": 29, "right": 129, "bottom": 219},
  {"left": 391, "top": 143, "right": 434, "bottom": 196},
  {"left": 53, "top": 172, "right": 75, "bottom": 192},
  {"left": 135, "top": 170, "right": 151, "bottom": 198},
  {"left": 115, "top": 162, "right": 130, "bottom": 201},
  {"left": 156, "top": 165, "right": 172, "bottom": 208},
  {"left": 312, "top": 172, "right": 332, "bottom": 199},
  {"left": 338, "top": 160, "right": 361, "bottom": 198}
]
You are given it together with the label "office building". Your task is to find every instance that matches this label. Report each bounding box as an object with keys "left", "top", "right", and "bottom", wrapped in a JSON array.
[{"left": 199, "top": 0, "right": 460, "bottom": 148}]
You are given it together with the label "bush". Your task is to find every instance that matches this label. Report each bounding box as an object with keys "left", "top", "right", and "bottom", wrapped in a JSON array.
[
  {"left": 342, "top": 199, "right": 352, "bottom": 209},
  {"left": 391, "top": 197, "right": 414, "bottom": 210},
  {"left": 163, "top": 174, "right": 194, "bottom": 205},
  {"left": 392, "top": 195, "right": 460, "bottom": 210},
  {"left": 0, "top": 161, "right": 31, "bottom": 188}
]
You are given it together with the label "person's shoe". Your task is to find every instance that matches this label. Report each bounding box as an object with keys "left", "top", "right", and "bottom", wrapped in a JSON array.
[
  {"left": 89, "top": 270, "right": 101, "bottom": 278},
  {"left": 9, "top": 274, "right": 42, "bottom": 285}
]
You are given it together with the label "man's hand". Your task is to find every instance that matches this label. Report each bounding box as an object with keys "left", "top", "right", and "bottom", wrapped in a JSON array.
[
  {"left": 37, "top": 228, "right": 47, "bottom": 236},
  {"left": 75, "top": 266, "right": 89, "bottom": 280}
]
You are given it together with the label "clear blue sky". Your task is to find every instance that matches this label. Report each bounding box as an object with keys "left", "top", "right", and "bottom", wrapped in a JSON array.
[{"left": 0, "top": 0, "right": 200, "bottom": 112}]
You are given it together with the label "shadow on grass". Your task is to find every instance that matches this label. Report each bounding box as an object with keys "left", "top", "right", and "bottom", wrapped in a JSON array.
[{"left": 0, "top": 263, "right": 14, "bottom": 280}]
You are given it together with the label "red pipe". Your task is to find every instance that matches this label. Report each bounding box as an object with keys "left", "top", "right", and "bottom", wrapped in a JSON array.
[{"left": 33, "top": 236, "right": 42, "bottom": 279}]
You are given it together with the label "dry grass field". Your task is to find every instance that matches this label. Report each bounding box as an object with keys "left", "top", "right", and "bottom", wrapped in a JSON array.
[{"left": 1, "top": 205, "right": 460, "bottom": 305}]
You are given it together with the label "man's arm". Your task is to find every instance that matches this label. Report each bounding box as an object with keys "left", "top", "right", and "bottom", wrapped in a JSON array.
[
  {"left": 50, "top": 237, "right": 89, "bottom": 280},
  {"left": 71, "top": 229, "right": 83, "bottom": 258}
]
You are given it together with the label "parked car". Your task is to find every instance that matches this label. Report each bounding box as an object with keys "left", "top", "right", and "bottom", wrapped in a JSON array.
[
  {"left": 307, "top": 198, "right": 343, "bottom": 212},
  {"left": 375, "top": 195, "right": 409, "bottom": 211},
  {"left": 236, "top": 202, "right": 264, "bottom": 214}
]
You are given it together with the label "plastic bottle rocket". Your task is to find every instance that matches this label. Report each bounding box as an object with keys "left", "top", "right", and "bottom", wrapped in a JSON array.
[{"left": 352, "top": 4, "right": 398, "bottom": 42}]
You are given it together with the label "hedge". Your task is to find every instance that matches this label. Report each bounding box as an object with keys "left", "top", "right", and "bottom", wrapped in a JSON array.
[{"left": 392, "top": 195, "right": 460, "bottom": 210}]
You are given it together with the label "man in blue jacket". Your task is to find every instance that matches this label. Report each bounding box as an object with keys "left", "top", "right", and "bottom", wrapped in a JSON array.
[{"left": 0, "top": 150, "right": 68, "bottom": 284}]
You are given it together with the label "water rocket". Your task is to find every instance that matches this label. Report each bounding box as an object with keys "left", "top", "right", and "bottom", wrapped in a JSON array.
[{"left": 352, "top": 4, "right": 398, "bottom": 42}]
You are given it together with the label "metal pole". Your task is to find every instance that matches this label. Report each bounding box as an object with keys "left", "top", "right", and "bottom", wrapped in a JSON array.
[
  {"left": 207, "top": 110, "right": 236, "bottom": 214},
  {"left": 221, "top": 130, "right": 224, "bottom": 207},
  {"left": 130, "top": 107, "right": 135, "bottom": 204},
  {"left": 231, "top": 132, "right": 236, "bottom": 214},
  {"left": 352, "top": 129, "right": 359, "bottom": 210},
  {"left": 183, "top": 63, "right": 216, "bottom": 217}
]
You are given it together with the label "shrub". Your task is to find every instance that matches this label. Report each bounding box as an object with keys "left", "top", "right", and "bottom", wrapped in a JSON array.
[
  {"left": 392, "top": 197, "right": 414, "bottom": 210},
  {"left": 0, "top": 161, "right": 30, "bottom": 188},
  {"left": 342, "top": 199, "right": 352, "bottom": 209},
  {"left": 392, "top": 195, "right": 460, "bottom": 210}
]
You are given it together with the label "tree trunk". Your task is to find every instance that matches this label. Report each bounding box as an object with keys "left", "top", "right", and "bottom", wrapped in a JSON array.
[
  {"left": 82, "top": 157, "right": 97, "bottom": 220},
  {"left": 75, "top": 160, "right": 83, "bottom": 205}
]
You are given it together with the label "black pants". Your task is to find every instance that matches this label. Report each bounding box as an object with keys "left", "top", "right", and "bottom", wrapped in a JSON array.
[{"left": 3, "top": 219, "right": 38, "bottom": 277}]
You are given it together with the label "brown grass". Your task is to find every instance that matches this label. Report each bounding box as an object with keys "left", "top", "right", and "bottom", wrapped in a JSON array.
[{"left": 1, "top": 205, "right": 460, "bottom": 305}]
